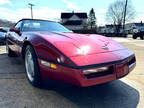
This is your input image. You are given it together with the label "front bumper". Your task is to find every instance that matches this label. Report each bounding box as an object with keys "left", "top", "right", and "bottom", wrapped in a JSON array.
[{"left": 38, "top": 55, "right": 136, "bottom": 87}]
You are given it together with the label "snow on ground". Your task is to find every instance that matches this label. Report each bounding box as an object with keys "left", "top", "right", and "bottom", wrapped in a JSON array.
[
  {"left": 111, "top": 37, "right": 144, "bottom": 47},
  {"left": 111, "top": 37, "right": 132, "bottom": 42}
]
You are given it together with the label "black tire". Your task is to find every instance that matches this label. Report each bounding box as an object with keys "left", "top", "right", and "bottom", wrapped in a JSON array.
[
  {"left": 140, "top": 36, "right": 144, "bottom": 40},
  {"left": 132, "top": 35, "right": 137, "bottom": 39},
  {"left": 6, "top": 41, "right": 16, "bottom": 57},
  {"left": 24, "top": 45, "right": 42, "bottom": 87}
]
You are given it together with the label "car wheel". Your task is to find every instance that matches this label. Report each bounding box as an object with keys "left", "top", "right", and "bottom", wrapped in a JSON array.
[
  {"left": 6, "top": 41, "right": 16, "bottom": 57},
  {"left": 140, "top": 36, "right": 144, "bottom": 40},
  {"left": 132, "top": 35, "right": 137, "bottom": 39},
  {"left": 24, "top": 45, "right": 42, "bottom": 87}
]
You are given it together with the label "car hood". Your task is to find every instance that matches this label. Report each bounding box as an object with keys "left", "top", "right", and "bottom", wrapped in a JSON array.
[{"left": 38, "top": 32, "right": 126, "bottom": 57}]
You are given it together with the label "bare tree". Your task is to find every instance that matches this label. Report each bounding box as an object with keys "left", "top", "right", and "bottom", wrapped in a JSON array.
[{"left": 106, "top": 0, "right": 136, "bottom": 33}]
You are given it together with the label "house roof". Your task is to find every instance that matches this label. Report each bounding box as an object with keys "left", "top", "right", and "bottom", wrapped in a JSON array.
[
  {"left": 126, "top": 22, "right": 144, "bottom": 26},
  {"left": 133, "top": 23, "right": 144, "bottom": 26},
  {"left": 105, "top": 25, "right": 115, "bottom": 28},
  {"left": 61, "top": 13, "right": 87, "bottom": 19},
  {"left": 63, "top": 20, "right": 83, "bottom": 25}
]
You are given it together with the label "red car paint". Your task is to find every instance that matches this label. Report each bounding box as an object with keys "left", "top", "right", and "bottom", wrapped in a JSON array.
[{"left": 7, "top": 19, "right": 136, "bottom": 87}]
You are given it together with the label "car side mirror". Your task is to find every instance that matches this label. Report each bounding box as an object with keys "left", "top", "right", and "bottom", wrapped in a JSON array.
[{"left": 10, "top": 28, "right": 21, "bottom": 35}]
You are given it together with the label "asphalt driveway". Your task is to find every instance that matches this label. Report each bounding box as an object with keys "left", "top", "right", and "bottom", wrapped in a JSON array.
[{"left": 0, "top": 38, "right": 144, "bottom": 108}]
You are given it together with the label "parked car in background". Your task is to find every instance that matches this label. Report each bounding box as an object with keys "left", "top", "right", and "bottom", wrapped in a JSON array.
[
  {"left": 6, "top": 19, "right": 136, "bottom": 87},
  {"left": 0, "top": 27, "right": 9, "bottom": 45},
  {"left": 133, "top": 31, "right": 144, "bottom": 40},
  {"left": 2, "top": 27, "right": 10, "bottom": 33}
]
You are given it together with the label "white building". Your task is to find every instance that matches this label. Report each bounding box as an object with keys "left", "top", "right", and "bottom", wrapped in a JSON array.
[
  {"left": 61, "top": 12, "right": 88, "bottom": 31},
  {"left": 125, "top": 22, "right": 144, "bottom": 33},
  {"left": 98, "top": 25, "right": 116, "bottom": 34}
]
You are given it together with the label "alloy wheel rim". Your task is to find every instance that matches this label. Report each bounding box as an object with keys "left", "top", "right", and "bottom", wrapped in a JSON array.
[{"left": 25, "top": 50, "right": 35, "bottom": 82}]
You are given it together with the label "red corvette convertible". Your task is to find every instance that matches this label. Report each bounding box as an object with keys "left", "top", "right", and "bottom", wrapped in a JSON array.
[{"left": 6, "top": 19, "right": 136, "bottom": 87}]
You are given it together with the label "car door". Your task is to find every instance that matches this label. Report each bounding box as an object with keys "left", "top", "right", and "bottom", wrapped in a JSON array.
[{"left": 7, "top": 21, "right": 23, "bottom": 54}]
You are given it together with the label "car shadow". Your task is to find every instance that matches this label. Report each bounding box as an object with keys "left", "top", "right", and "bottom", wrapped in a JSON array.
[{"left": 41, "top": 80, "right": 139, "bottom": 108}]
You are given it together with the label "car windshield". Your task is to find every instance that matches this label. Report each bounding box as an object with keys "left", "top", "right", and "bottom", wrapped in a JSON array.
[{"left": 22, "top": 20, "right": 72, "bottom": 32}]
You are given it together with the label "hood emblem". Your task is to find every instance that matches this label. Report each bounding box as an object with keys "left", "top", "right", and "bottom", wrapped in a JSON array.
[{"left": 102, "top": 46, "right": 109, "bottom": 50}]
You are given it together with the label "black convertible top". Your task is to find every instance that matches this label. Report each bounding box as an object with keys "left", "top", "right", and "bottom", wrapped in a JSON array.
[{"left": 18, "top": 18, "right": 55, "bottom": 23}]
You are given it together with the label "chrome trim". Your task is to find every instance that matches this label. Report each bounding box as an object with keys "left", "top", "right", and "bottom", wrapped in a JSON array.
[
  {"left": 129, "top": 62, "right": 136, "bottom": 69},
  {"left": 101, "top": 46, "right": 108, "bottom": 50}
]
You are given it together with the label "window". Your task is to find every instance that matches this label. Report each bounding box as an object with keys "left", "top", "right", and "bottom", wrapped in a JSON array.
[
  {"left": 15, "top": 21, "right": 22, "bottom": 31},
  {"left": 22, "top": 20, "right": 71, "bottom": 32}
]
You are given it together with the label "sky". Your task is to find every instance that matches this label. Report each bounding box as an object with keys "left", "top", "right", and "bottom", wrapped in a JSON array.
[{"left": 0, "top": 0, "right": 144, "bottom": 26}]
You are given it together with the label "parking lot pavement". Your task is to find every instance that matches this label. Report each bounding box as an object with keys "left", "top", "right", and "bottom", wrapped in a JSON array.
[{"left": 0, "top": 38, "right": 144, "bottom": 108}]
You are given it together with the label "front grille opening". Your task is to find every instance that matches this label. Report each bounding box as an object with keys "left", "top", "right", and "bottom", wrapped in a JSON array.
[
  {"left": 129, "top": 57, "right": 136, "bottom": 66},
  {"left": 84, "top": 66, "right": 114, "bottom": 79}
]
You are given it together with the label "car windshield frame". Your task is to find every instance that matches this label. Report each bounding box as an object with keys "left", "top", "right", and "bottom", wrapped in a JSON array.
[{"left": 21, "top": 20, "right": 72, "bottom": 33}]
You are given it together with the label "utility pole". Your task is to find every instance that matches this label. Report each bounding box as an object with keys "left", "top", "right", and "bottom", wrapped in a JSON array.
[
  {"left": 123, "top": 0, "right": 128, "bottom": 30},
  {"left": 28, "top": 3, "right": 34, "bottom": 19}
]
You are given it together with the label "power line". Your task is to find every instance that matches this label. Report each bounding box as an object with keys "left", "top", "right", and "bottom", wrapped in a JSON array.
[{"left": 28, "top": 3, "right": 35, "bottom": 19}]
